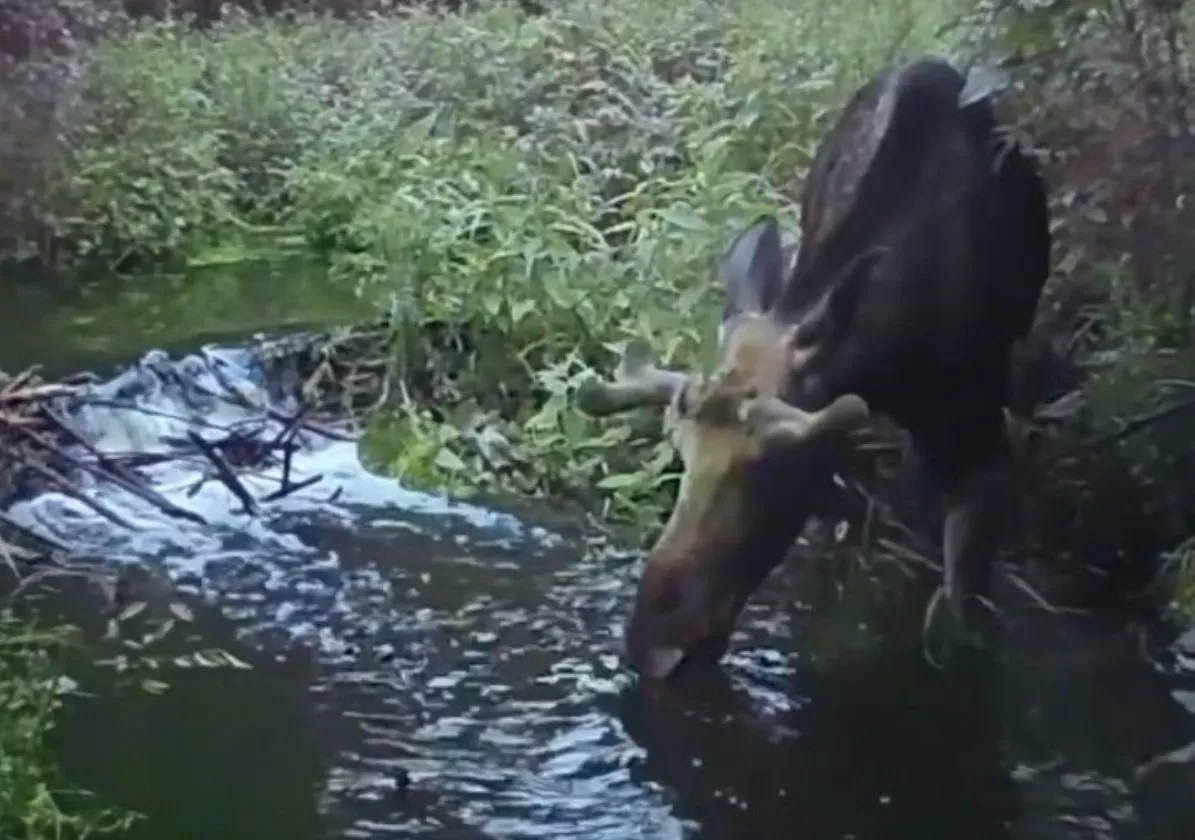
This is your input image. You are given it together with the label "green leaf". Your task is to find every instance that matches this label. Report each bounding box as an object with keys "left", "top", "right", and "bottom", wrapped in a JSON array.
[
  {"left": 597, "top": 471, "right": 643, "bottom": 490},
  {"left": 433, "top": 447, "right": 468, "bottom": 472},
  {"left": 657, "top": 207, "right": 707, "bottom": 232}
]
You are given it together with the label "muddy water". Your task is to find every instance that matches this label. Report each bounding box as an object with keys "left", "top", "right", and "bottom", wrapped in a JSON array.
[{"left": 2, "top": 268, "right": 1195, "bottom": 840}]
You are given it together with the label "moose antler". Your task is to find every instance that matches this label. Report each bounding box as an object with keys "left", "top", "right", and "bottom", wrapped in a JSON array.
[
  {"left": 574, "top": 339, "right": 691, "bottom": 417},
  {"left": 740, "top": 393, "right": 871, "bottom": 445}
]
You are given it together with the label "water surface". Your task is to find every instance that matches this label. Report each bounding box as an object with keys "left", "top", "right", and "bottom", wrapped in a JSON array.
[
  {"left": 1, "top": 268, "right": 1193, "bottom": 840},
  {"left": 0, "top": 258, "right": 375, "bottom": 374}
]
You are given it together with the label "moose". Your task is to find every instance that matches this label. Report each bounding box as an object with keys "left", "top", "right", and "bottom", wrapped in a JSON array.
[{"left": 573, "top": 56, "right": 1053, "bottom": 680}]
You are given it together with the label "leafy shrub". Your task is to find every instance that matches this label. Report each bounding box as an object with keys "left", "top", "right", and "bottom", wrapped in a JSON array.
[{"left": 28, "top": 0, "right": 967, "bottom": 521}]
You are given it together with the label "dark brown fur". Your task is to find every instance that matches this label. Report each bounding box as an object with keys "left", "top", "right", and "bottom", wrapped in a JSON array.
[{"left": 775, "top": 57, "right": 1052, "bottom": 620}]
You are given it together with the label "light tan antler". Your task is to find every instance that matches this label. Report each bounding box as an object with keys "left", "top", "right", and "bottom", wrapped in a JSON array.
[
  {"left": 574, "top": 339, "right": 692, "bottom": 417},
  {"left": 740, "top": 393, "right": 871, "bottom": 446},
  {"left": 575, "top": 334, "right": 871, "bottom": 445}
]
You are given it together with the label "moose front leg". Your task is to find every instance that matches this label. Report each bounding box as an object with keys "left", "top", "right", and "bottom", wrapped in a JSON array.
[
  {"left": 941, "top": 456, "right": 1011, "bottom": 628},
  {"left": 908, "top": 395, "right": 1013, "bottom": 633}
]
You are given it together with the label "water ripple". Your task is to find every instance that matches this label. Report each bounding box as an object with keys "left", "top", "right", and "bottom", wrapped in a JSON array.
[{"left": 6, "top": 343, "right": 1195, "bottom": 839}]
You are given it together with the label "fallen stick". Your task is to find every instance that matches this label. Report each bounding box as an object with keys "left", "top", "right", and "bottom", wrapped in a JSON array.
[
  {"left": 22, "top": 459, "right": 138, "bottom": 530},
  {"left": 186, "top": 430, "right": 259, "bottom": 516},
  {"left": 265, "top": 405, "right": 354, "bottom": 441},
  {"left": 3, "top": 412, "right": 209, "bottom": 527},
  {"left": 0, "top": 383, "right": 85, "bottom": 404},
  {"left": 43, "top": 408, "right": 212, "bottom": 525},
  {"left": 78, "top": 398, "right": 251, "bottom": 434},
  {"left": 268, "top": 407, "right": 308, "bottom": 450},
  {"left": 41, "top": 406, "right": 144, "bottom": 484},
  {"left": 260, "top": 474, "right": 323, "bottom": 503},
  {"left": 0, "top": 511, "right": 73, "bottom": 555},
  {"left": 274, "top": 413, "right": 308, "bottom": 492}
]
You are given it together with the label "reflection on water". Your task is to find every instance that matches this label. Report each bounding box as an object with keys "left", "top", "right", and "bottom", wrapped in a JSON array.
[
  {"left": 0, "top": 259, "right": 374, "bottom": 375},
  {"left": 50, "top": 501, "right": 1195, "bottom": 840},
  {"left": 620, "top": 642, "right": 1015, "bottom": 839},
  {"left": 59, "top": 666, "right": 325, "bottom": 840},
  {"left": 0, "top": 277, "right": 1190, "bottom": 840}
]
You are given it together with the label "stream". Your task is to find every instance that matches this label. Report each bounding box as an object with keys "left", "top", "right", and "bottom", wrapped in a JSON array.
[{"left": 2, "top": 264, "right": 1194, "bottom": 840}]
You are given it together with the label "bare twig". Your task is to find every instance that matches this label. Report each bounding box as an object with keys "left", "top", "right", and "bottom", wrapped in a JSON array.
[
  {"left": 21, "top": 459, "right": 138, "bottom": 530},
  {"left": 876, "top": 537, "right": 943, "bottom": 573},
  {"left": 78, "top": 399, "right": 250, "bottom": 434},
  {"left": 0, "top": 383, "right": 84, "bottom": 404},
  {"left": 1004, "top": 570, "right": 1090, "bottom": 615},
  {"left": 185, "top": 431, "right": 260, "bottom": 516},
  {"left": 260, "top": 474, "right": 324, "bottom": 503},
  {"left": 5, "top": 411, "right": 209, "bottom": 527},
  {"left": 2, "top": 366, "right": 44, "bottom": 394},
  {"left": 40, "top": 406, "right": 141, "bottom": 483}
]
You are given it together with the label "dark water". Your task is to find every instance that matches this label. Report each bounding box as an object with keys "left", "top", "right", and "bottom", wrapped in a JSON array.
[
  {"left": 3, "top": 268, "right": 1195, "bottom": 840},
  {"left": 0, "top": 259, "right": 374, "bottom": 374}
]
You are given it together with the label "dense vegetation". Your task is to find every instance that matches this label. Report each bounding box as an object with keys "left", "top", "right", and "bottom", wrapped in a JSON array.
[
  {"left": 1, "top": 0, "right": 1194, "bottom": 833},
  {"left": 6, "top": 0, "right": 986, "bottom": 520}
]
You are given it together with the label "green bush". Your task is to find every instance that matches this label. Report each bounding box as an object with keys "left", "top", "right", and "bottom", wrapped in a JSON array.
[
  {"left": 41, "top": 0, "right": 969, "bottom": 523},
  {"left": 53, "top": 0, "right": 966, "bottom": 272}
]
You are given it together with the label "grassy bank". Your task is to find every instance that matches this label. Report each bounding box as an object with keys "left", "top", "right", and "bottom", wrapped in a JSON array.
[{"left": 4, "top": 0, "right": 1195, "bottom": 608}]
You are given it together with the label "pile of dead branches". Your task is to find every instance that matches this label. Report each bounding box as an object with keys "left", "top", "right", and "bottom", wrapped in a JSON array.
[
  {"left": 0, "top": 358, "right": 354, "bottom": 567},
  {"left": 260, "top": 321, "right": 404, "bottom": 421}
]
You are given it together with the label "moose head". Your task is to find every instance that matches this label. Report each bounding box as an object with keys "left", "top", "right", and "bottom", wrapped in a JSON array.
[{"left": 576, "top": 216, "right": 873, "bottom": 679}]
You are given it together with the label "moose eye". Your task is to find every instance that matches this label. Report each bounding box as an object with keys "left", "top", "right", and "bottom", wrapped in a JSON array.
[{"left": 673, "top": 385, "right": 691, "bottom": 417}]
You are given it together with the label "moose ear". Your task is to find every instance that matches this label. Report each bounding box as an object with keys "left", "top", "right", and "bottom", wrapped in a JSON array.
[{"left": 719, "top": 216, "right": 787, "bottom": 322}]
